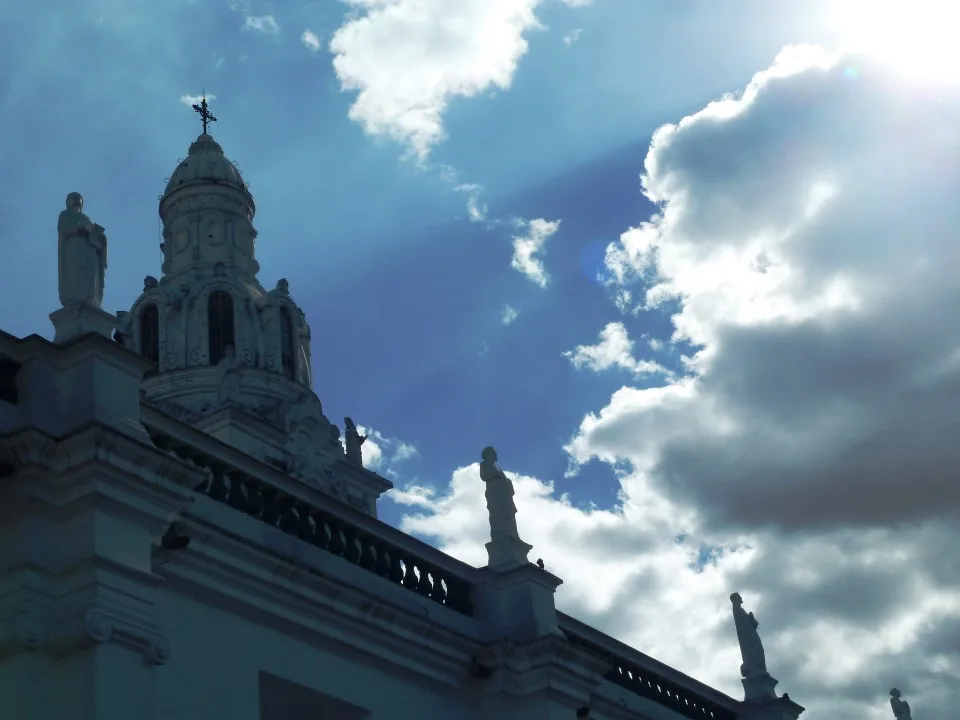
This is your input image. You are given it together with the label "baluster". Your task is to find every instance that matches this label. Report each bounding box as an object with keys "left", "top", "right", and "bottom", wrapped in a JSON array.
[
  {"left": 415, "top": 563, "right": 433, "bottom": 596},
  {"left": 311, "top": 513, "right": 331, "bottom": 550},
  {"left": 244, "top": 478, "right": 263, "bottom": 518},
  {"left": 387, "top": 549, "right": 404, "bottom": 584},
  {"left": 226, "top": 473, "right": 247, "bottom": 510},
  {"left": 401, "top": 557, "right": 419, "bottom": 590},
  {"left": 208, "top": 467, "right": 228, "bottom": 501},
  {"left": 260, "top": 488, "right": 280, "bottom": 526},
  {"left": 358, "top": 535, "right": 377, "bottom": 571},
  {"left": 429, "top": 572, "right": 447, "bottom": 604},
  {"left": 296, "top": 505, "right": 314, "bottom": 541},
  {"left": 328, "top": 520, "right": 346, "bottom": 556},
  {"left": 278, "top": 497, "right": 299, "bottom": 534},
  {"left": 342, "top": 526, "right": 361, "bottom": 564},
  {"left": 374, "top": 543, "right": 391, "bottom": 577}
]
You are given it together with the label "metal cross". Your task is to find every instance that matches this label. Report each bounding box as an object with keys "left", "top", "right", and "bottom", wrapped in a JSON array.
[{"left": 192, "top": 92, "right": 217, "bottom": 134}]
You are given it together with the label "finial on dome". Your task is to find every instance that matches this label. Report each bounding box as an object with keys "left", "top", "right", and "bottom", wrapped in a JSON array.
[{"left": 191, "top": 91, "right": 217, "bottom": 135}]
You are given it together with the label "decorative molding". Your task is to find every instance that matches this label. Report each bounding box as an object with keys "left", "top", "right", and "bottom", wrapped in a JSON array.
[
  {"left": 51, "top": 606, "right": 170, "bottom": 666},
  {"left": 0, "top": 607, "right": 169, "bottom": 666},
  {"left": 471, "top": 633, "right": 609, "bottom": 702},
  {"left": 0, "top": 612, "right": 50, "bottom": 660}
]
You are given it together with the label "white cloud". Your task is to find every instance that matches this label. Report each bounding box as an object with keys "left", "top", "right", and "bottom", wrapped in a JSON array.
[
  {"left": 330, "top": 0, "right": 594, "bottom": 159},
  {"left": 564, "top": 322, "right": 670, "bottom": 377},
  {"left": 348, "top": 425, "right": 418, "bottom": 478},
  {"left": 456, "top": 183, "right": 488, "bottom": 222},
  {"left": 243, "top": 15, "right": 279, "bottom": 34},
  {"left": 511, "top": 218, "right": 559, "bottom": 287},
  {"left": 179, "top": 93, "right": 216, "bottom": 107},
  {"left": 302, "top": 29, "right": 321, "bottom": 51},
  {"left": 563, "top": 28, "right": 583, "bottom": 46},
  {"left": 396, "top": 47, "right": 960, "bottom": 718},
  {"left": 501, "top": 304, "right": 519, "bottom": 325}
]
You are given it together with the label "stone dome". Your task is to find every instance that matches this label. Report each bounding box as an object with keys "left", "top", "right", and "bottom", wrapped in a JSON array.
[{"left": 163, "top": 134, "right": 249, "bottom": 197}]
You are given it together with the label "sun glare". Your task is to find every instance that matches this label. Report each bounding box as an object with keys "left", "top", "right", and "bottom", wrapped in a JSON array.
[{"left": 830, "top": 0, "right": 960, "bottom": 83}]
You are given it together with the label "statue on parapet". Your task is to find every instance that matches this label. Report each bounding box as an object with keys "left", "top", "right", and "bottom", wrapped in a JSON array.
[
  {"left": 57, "top": 192, "right": 108, "bottom": 308},
  {"left": 730, "top": 592, "right": 768, "bottom": 678},
  {"left": 479, "top": 446, "right": 533, "bottom": 570},
  {"left": 890, "top": 688, "right": 912, "bottom": 719},
  {"left": 344, "top": 417, "right": 366, "bottom": 465}
]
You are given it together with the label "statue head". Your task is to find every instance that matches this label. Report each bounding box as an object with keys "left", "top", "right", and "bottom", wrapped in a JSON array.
[
  {"left": 276, "top": 278, "right": 289, "bottom": 294},
  {"left": 66, "top": 192, "right": 83, "bottom": 212},
  {"left": 143, "top": 275, "right": 158, "bottom": 290},
  {"left": 344, "top": 416, "right": 356, "bottom": 431},
  {"left": 481, "top": 446, "right": 498, "bottom": 464},
  {"left": 890, "top": 689, "right": 901, "bottom": 698},
  {"left": 730, "top": 592, "right": 743, "bottom": 606}
]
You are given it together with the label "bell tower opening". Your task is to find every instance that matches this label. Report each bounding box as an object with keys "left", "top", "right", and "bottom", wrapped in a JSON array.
[
  {"left": 140, "top": 303, "right": 160, "bottom": 363},
  {"left": 280, "top": 306, "right": 296, "bottom": 380},
  {"left": 208, "top": 291, "right": 235, "bottom": 365}
]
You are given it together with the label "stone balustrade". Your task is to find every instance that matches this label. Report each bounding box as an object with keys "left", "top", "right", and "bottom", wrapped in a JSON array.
[
  {"left": 559, "top": 612, "right": 738, "bottom": 720},
  {"left": 142, "top": 410, "right": 475, "bottom": 617}
]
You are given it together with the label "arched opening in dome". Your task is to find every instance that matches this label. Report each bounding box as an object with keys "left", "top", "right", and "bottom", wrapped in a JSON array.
[
  {"left": 280, "top": 307, "right": 296, "bottom": 380},
  {"left": 208, "top": 291, "right": 235, "bottom": 365},
  {"left": 139, "top": 304, "right": 160, "bottom": 364}
]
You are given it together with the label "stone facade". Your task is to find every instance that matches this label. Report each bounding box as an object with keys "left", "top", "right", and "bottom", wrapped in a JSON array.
[{"left": 0, "top": 132, "right": 804, "bottom": 720}]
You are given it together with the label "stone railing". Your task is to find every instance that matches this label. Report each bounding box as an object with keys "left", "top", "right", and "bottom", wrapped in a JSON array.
[
  {"left": 558, "top": 612, "right": 739, "bottom": 720},
  {"left": 141, "top": 405, "right": 476, "bottom": 617}
]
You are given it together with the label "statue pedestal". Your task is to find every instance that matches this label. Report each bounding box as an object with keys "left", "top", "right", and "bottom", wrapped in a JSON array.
[
  {"left": 486, "top": 537, "right": 533, "bottom": 571},
  {"left": 738, "top": 690, "right": 804, "bottom": 720},
  {"left": 474, "top": 561, "right": 563, "bottom": 643},
  {"left": 50, "top": 304, "right": 116, "bottom": 345},
  {"left": 742, "top": 673, "right": 779, "bottom": 701}
]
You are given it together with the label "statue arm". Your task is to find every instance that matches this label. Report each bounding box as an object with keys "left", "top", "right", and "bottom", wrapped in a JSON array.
[{"left": 58, "top": 211, "right": 90, "bottom": 238}]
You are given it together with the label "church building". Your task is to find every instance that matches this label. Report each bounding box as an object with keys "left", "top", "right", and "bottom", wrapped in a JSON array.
[{"left": 0, "top": 103, "right": 805, "bottom": 720}]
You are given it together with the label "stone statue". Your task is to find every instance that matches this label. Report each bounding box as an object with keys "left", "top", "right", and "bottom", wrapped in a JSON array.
[
  {"left": 479, "top": 447, "right": 522, "bottom": 541},
  {"left": 57, "top": 192, "right": 108, "bottom": 308},
  {"left": 344, "top": 417, "right": 366, "bottom": 465},
  {"left": 890, "top": 689, "right": 912, "bottom": 719},
  {"left": 730, "top": 593, "right": 768, "bottom": 678},
  {"left": 273, "top": 278, "right": 289, "bottom": 295},
  {"left": 216, "top": 344, "right": 244, "bottom": 406}
]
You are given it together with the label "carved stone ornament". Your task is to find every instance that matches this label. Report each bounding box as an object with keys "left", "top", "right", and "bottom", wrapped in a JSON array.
[{"left": 281, "top": 390, "right": 342, "bottom": 483}]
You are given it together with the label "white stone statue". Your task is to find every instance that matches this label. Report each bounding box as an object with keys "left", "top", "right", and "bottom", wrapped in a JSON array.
[
  {"left": 479, "top": 446, "right": 532, "bottom": 570},
  {"left": 344, "top": 417, "right": 366, "bottom": 465},
  {"left": 216, "top": 345, "right": 244, "bottom": 406},
  {"left": 480, "top": 447, "right": 522, "bottom": 541},
  {"left": 890, "top": 689, "right": 912, "bottom": 719},
  {"left": 57, "top": 192, "right": 108, "bottom": 308},
  {"left": 730, "top": 593, "right": 768, "bottom": 678}
]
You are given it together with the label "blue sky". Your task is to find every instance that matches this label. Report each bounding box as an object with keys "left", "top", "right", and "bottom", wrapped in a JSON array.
[{"left": 3, "top": 1, "right": 960, "bottom": 718}]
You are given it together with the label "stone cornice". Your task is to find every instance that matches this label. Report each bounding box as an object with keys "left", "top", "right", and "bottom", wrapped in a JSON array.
[
  {"left": 156, "top": 497, "right": 483, "bottom": 688},
  {"left": 0, "top": 605, "right": 169, "bottom": 666},
  {"left": 472, "top": 633, "right": 609, "bottom": 704},
  {"left": 0, "top": 330, "right": 155, "bottom": 377},
  {"left": 141, "top": 404, "right": 476, "bottom": 582},
  {"left": 0, "top": 424, "right": 204, "bottom": 532}
]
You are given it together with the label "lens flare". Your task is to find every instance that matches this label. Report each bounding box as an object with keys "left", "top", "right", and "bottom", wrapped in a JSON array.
[{"left": 829, "top": 0, "right": 960, "bottom": 84}]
